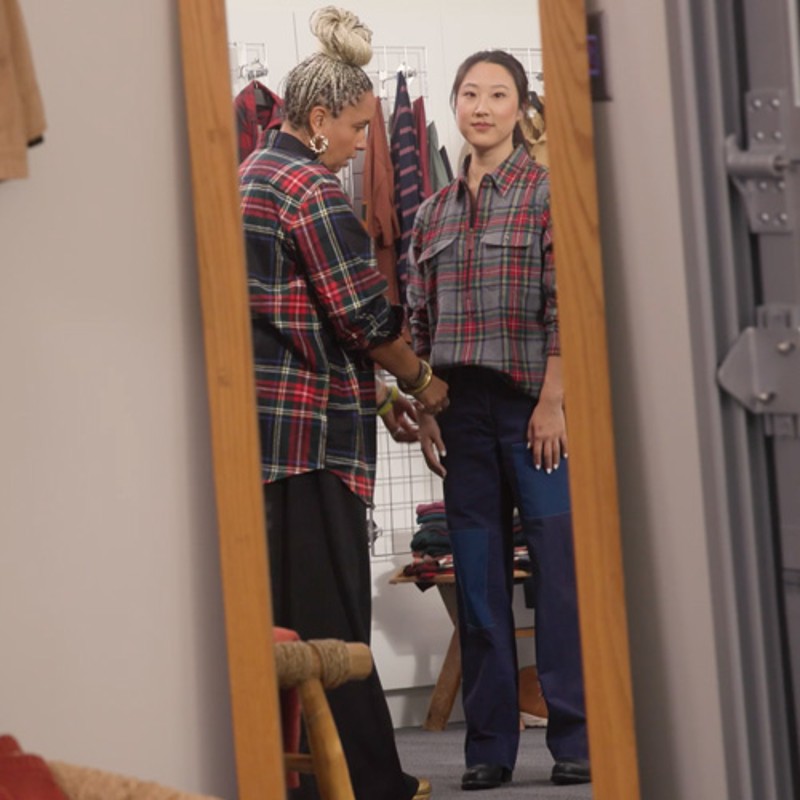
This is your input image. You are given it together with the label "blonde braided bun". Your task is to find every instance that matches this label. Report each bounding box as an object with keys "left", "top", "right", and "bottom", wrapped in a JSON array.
[
  {"left": 311, "top": 6, "right": 373, "bottom": 67},
  {"left": 282, "top": 6, "right": 374, "bottom": 127}
]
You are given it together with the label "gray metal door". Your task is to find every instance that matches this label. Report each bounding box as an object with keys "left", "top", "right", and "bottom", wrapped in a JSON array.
[
  {"left": 667, "top": 0, "right": 800, "bottom": 796},
  {"left": 719, "top": 0, "right": 800, "bottom": 779}
]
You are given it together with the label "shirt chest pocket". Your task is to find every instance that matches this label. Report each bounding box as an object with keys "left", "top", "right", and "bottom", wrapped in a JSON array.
[
  {"left": 481, "top": 229, "right": 536, "bottom": 274},
  {"left": 479, "top": 229, "right": 540, "bottom": 317},
  {"left": 417, "top": 234, "right": 460, "bottom": 318},
  {"left": 418, "top": 233, "right": 459, "bottom": 269}
]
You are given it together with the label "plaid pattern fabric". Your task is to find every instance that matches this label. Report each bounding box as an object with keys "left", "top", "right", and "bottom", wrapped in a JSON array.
[
  {"left": 406, "top": 145, "right": 557, "bottom": 398},
  {"left": 240, "top": 132, "right": 401, "bottom": 503},
  {"left": 234, "top": 80, "right": 283, "bottom": 164}
]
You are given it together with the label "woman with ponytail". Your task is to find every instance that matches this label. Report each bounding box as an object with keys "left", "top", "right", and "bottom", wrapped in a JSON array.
[{"left": 407, "top": 50, "right": 590, "bottom": 790}]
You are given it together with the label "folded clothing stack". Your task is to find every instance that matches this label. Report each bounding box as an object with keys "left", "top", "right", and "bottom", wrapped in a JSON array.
[
  {"left": 403, "top": 501, "right": 452, "bottom": 585},
  {"left": 403, "top": 502, "right": 532, "bottom": 588}
]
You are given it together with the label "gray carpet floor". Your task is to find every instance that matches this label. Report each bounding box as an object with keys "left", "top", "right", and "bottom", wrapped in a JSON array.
[{"left": 395, "top": 724, "right": 593, "bottom": 800}]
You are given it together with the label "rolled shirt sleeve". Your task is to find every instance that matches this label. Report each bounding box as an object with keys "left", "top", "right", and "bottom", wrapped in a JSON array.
[
  {"left": 294, "top": 181, "right": 401, "bottom": 351},
  {"left": 405, "top": 217, "right": 432, "bottom": 358}
]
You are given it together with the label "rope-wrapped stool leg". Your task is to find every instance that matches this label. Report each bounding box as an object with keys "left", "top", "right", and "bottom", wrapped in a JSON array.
[{"left": 274, "top": 640, "right": 373, "bottom": 800}]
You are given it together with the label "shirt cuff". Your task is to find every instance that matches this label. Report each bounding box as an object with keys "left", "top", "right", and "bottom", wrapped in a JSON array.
[
  {"left": 368, "top": 303, "right": 405, "bottom": 347},
  {"left": 546, "top": 330, "right": 561, "bottom": 357}
]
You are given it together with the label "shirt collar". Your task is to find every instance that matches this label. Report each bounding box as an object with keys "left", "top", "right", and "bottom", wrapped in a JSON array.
[
  {"left": 457, "top": 144, "right": 530, "bottom": 198},
  {"left": 265, "top": 129, "right": 319, "bottom": 163}
]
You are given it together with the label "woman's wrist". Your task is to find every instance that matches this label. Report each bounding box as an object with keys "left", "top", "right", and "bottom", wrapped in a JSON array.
[
  {"left": 538, "top": 386, "right": 564, "bottom": 408},
  {"left": 377, "top": 384, "right": 399, "bottom": 417},
  {"left": 398, "top": 360, "right": 433, "bottom": 397}
]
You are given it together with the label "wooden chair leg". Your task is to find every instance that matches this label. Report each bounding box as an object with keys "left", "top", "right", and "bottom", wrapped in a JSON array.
[
  {"left": 298, "top": 677, "right": 355, "bottom": 800},
  {"left": 274, "top": 638, "right": 372, "bottom": 800}
]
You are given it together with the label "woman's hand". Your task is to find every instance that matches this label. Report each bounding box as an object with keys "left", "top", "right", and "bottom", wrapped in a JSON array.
[
  {"left": 418, "top": 412, "right": 447, "bottom": 478},
  {"left": 527, "top": 394, "right": 568, "bottom": 472},
  {"left": 414, "top": 373, "right": 449, "bottom": 415},
  {"left": 380, "top": 390, "right": 419, "bottom": 443}
]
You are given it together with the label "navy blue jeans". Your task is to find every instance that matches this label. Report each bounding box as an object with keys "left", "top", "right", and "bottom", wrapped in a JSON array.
[{"left": 437, "top": 367, "right": 588, "bottom": 770}]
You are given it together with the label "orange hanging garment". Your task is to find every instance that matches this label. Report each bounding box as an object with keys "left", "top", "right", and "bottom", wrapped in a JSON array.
[{"left": 0, "top": 0, "right": 46, "bottom": 180}]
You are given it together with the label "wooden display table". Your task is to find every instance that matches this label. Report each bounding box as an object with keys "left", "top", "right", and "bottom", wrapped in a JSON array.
[{"left": 390, "top": 567, "right": 533, "bottom": 731}]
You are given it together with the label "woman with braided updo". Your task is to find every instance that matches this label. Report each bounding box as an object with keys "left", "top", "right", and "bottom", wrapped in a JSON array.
[{"left": 239, "top": 7, "right": 444, "bottom": 800}]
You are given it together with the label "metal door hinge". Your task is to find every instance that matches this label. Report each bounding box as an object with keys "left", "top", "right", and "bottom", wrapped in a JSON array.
[
  {"left": 718, "top": 305, "right": 800, "bottom": 437},
  {"left": 725, "top": 89, "right": 798, "bottom": 235}
]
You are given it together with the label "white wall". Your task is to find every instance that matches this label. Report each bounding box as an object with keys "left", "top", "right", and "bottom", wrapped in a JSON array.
[
  {"left": 588, "top": 1, "right": 730, "bottom": 798},
  {"left": 0, "top": 2, "right": 236, "bottom": 797}
]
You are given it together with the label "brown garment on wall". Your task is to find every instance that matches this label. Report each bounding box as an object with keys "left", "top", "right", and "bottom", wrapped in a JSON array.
[
  {"left": 362, "top": 97, "right": 402, "bottom": 305},
  {"left": 412, "top": 96, "right": 433, "bottom": 200},
  {"left": 0, "top": 0, "right": 47, "bottom": 180}
]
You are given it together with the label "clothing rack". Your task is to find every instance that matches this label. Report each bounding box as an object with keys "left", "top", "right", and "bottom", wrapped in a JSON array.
[
  {"left": 366, "top": 45, "right": 429, "bottom": 101},
  {"left": 370, "top": 379, "right": 443, "bottom": 560},
  {"left": 229, "top": 41, "right": 269, "bottom": 89},
  {"left": 240, "top": 62, "right": 269, "bottom": 81},
  {"left": 501, "top": 46, "right": 545, "bottom": 94}
]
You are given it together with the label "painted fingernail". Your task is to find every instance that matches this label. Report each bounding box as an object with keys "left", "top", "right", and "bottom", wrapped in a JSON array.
[{"left": 546, "top": 468, "right": 552, "bottom": 474}]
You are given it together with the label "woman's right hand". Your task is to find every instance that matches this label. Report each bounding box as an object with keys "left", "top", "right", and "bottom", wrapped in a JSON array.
[
  {"left": 415, "top": 374, "right": 449, "bottom": 415},
  {"left": 418, "top": 411, "right": 447, "bottom": 478}
]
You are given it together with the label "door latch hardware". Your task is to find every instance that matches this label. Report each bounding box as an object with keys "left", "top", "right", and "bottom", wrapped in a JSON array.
[{"left": 718, "top": 305, "right": 800, "bottom": 436}]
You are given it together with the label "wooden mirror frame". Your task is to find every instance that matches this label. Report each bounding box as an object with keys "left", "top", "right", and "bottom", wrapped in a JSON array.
[{"left": 178, "top": 1, "right": 640, "bottom": 798}]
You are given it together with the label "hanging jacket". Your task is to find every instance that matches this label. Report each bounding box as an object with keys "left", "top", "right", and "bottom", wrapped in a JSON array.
[
  {"left": 389, "top": 71, "right": 423, "bottom": 300},
  {"left": 362, "top": 97, "right": 402, "bottom": 305},
  {"left": 234, "top": 80, "right": 283, "bottom": 164},
  {"left": 412, "top": 97, "right": 433, "bottom": 200},
  {"left": 426, "top": 121, "right": 450, "bottom": 194}
]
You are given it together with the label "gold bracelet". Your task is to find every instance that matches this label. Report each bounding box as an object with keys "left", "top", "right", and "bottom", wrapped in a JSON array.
[
  {"left": 409, "top": 367, "right": 433, "bottom": 397},
  {"left": 399, "top": 360, "right": 433, "bottom": 397}
]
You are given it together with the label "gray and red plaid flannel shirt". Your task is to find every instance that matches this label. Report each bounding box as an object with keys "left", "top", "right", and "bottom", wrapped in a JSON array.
[{"left": 407, "top": 145, "right": 558, "bottom": 399}]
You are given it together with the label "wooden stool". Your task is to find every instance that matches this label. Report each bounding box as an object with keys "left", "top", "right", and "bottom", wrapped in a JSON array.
[
  {"left": 274, "top": 636, "right": 372, "bottom": 800},
  {"left": 390, "top": 569, "right": 533, "bottom": 731}
]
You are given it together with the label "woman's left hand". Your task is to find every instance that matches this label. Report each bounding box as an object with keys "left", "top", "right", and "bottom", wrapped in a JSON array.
[
  {"left": 527, "top": 396, "right": 568, "bottom": 472},
  {"left": 380, "top": 391, "right": 420, "bottom": 443}
]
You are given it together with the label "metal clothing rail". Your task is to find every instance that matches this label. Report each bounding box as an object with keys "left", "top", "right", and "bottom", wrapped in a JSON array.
[
  {"left": 229, "top": 41, "right": 269, "bottom": 89},
  {"left": 365, "top": 45, "right": 429, "bottom": 101},
  {"left": 502, "top": 46, "right": 545, "bottom": 92}
]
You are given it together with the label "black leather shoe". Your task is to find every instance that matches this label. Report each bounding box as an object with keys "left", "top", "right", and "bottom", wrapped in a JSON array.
[
  {"left": 461, "top": 764, "right": 512, "bottom": 790},
  {"left": 551, "top": 759, "right": 591, "bottom": 785}
]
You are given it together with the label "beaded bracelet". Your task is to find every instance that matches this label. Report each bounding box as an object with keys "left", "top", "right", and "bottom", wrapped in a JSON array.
[{"left": 377, "top": 384, "right": 399, "bottom": 417}]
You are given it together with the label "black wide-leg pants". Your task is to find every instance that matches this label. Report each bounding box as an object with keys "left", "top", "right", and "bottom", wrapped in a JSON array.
[{"left": 264, "top": 469, "right": 413, "bottom": 800}]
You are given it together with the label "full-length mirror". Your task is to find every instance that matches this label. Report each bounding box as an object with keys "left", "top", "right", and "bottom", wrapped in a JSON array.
[{"left": 179, "top": 1, "right": 639, "bottom": 798}]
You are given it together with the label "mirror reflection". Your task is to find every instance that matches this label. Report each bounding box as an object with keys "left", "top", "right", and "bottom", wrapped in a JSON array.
[{"left": 228, "top": 2, "right": 592, "bottom": 797}]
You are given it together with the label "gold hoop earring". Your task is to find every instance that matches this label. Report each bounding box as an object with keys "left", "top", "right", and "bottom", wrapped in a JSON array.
[{"left": 308, "top": 133, "right": 329, "bottom": 155}]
